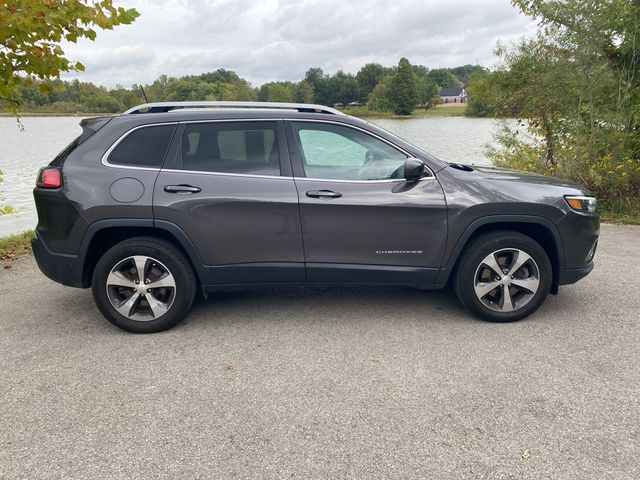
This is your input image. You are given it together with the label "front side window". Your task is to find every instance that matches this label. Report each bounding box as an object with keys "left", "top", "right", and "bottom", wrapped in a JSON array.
[
  {"left": 179, "top": 121, "right": 280, "bottom": 176},
  {"left": 293, "top": 122, "right": 407, "bottom": 181},
  {"left": 109, "top": 124, "right": 175, "bottom": 167}
]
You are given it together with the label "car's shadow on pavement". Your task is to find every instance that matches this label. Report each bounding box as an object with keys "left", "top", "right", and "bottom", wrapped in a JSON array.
[
  {"left": 183, "top": 285, "right": 474, "bottom": 328},
  {"left": 67, "top": 282, "right": 581, "bottom": 334}
]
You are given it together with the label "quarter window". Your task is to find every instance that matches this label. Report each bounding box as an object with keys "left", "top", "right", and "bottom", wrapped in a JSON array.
[
  {"left": 293, "top": 122, "right": 407, "bottom": 181},
  {"left": 179, "top": 122, "right": 280, "bottom": 176},
  {"left": 109, "top": 124, "right": 175, "bottom": 167}
]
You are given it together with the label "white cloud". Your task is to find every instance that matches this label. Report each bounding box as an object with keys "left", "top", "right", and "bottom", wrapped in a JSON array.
[{"left": 60, "top": 0, "right": 537, "bottom": 87}]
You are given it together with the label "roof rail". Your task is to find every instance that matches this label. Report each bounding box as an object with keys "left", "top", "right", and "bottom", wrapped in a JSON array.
[{"left": 122, "top": 101, "right": 345, "bottom": 115}]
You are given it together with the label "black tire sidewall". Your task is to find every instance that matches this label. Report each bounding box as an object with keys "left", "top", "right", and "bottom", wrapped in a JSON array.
[
  {"left": 92, "top": 238, "right": 196, "bottom": 333},
  {"left": 455, "top": 233, "right": 552, "bottom": 323}
]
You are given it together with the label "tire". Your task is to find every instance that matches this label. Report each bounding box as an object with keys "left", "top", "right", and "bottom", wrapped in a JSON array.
[
  {"left": 92, "top": 237, "right": 196, "bottom": 333},
  {"left": 453, "top": 231, "right": 552, "bottom": 323}
]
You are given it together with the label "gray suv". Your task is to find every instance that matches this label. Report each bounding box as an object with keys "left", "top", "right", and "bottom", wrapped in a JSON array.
[{"left": 32, "top": 101, "right": 599, "bottom": 333}]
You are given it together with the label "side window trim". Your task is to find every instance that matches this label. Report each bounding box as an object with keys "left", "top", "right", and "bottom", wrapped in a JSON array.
[
  {"left": 285, "top": 120, "right": 429, "bottom": 182},
  {"left": 162, "top": 119, "right": 292, "bottom": 178},
  {"left": 102, "top": 122, "right": 178, "bottom": 171}
]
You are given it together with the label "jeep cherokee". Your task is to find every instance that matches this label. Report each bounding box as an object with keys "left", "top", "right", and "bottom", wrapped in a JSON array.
[{"left": 31, "top": 101, "right": 599, "bottom": 333}]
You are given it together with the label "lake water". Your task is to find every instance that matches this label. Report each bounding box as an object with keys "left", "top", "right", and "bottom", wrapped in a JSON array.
[{"left": 0, "top": 116, "right": 502, "bottom": 236}]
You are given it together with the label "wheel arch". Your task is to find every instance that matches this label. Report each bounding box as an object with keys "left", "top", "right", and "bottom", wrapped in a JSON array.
[
  {"left": 438, "top": 215, "right": 564, "bottom": 293},
  {"left": 79, "top": 219, "right": 205, "bottom": 288}
]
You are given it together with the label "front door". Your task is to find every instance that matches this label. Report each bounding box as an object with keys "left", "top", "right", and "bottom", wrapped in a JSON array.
[
  {"left": 286, "top": 120, "right": 447, "bottom": 284},
  {"left": 154, "top": 120, "right": 304, "bottom": 285}
]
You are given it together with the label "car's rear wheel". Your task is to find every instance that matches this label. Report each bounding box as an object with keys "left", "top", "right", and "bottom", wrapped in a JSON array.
[
  {"left": 92, "top": 237, "right": 196, "bottom": 333},
  {"left": 454, "top": 231, "right": 552, "bottom": 322}
]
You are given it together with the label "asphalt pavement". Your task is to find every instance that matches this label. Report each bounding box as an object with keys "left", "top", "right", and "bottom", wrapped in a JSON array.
[{"left": 1, "top": 224, "right": 639, "bottom": 479}]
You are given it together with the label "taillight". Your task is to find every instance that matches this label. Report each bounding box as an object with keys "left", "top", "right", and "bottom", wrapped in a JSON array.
[{"left": 36, "top": 167, "right": 62, "bottom": 189}]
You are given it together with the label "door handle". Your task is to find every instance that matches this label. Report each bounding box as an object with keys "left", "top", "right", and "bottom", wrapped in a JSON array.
[
  {"left": 164, "top": 184, "right": 201, "bottom": 194},
  {"left": 306, "top": 190, "right": 342, "bottom": 199}
]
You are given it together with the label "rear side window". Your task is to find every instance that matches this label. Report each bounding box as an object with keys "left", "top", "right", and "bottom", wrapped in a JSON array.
[
  {"left": 179, "top": 121, "right": 280, "bottom": 176},
  {"left": 108, "top": 124, "right": 175, "bottom": 168}
]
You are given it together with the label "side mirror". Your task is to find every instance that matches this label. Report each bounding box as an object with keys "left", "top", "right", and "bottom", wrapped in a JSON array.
[{"left": 403, "top": 158, "right": 427, "bottom": 181}]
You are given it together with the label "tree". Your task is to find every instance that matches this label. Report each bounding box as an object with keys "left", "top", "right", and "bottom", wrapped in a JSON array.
[
  {"left": 367, "top": 74, "right": 394, "bottom": 112},
  {"left": 0, "top": 1, "right": 140, "bottom": 113},
  {"left": 388, "top": 58, "right": 419, "bottom": 115},
  {"left": 266, "top": 84, "right": 293, "bottom": 103},
  {"left": 293, "top": 81, "right": 315, "bottom": 103},
  {"left": 465, "top": 69, "right": 499, "bottom": 117},
  {"left": 304, "top": 67, "right": 333, "bottom": 105},
  {"left": 512, "top": 0, "right": 640, "bottom": 164},
  {"left": 356, "top": 63, "right": 390, "bottom": 101},
  {"left": 449, "top": 65, "right": 487, "bottom": 85},
  {"left": 427, "top": 68, "right": 459, "bottom": 89},
  {"left": 330, "top": 70, "right": 358, "bottom": 105},
  {"left": 415, "top": 76, "right": 438, "bottom": 108},
  {"left": 486, "top": 0, "right": 640, "bottom": 213}
]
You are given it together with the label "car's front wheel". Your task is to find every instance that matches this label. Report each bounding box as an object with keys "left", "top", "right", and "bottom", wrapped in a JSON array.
[
  {"left": 454, "top": 231, "right": 552, "bottom": 322},
  {"left": 92, "top": 237, "right": 196, "bottom": 333}
]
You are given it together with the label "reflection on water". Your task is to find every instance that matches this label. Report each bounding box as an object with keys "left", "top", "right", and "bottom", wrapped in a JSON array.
[{"left": 0, "top": 115, "right": 504, "bottom": 237}]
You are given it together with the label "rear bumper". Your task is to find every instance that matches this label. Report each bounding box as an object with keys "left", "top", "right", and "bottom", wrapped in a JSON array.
[
  {"left": 558, "top": 261, "right": 594, "bottom": 285},
  {"left": 32, "top": 234, "right": 85, "bottom": 288}
]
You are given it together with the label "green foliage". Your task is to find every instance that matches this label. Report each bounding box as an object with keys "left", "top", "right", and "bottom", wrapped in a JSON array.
[
  {"left": 388, "top": 58, "right": 419, "bottom": 115},
  {"left": 449, "top": 65, "right": 488, "bottom": 85},
  {"left": 304, "top": 68, "right": 332, "bottom": 105},
  {"left": 485, "top": 0, "right": 640, "bottom": 212},
  {"left": 303, "top": 68, "right": 360, "bottom": 106},
  {"left": 367, "top": 73, "right": 394, "bottom": 112},
  {"left": 330, "top": 70, "right": 358, "bottom": 106},
  {"left": 426, "top": 68, "right": 460, "bottom": 89},
  {"left": 293, "top": 81, "right": 314, "bottom": 103},
  {"left": 0, "top": 0, "right": 140, "bottom": 113},
  {"left": 367, "top": 59, "right": 459, "bottom": 114},
  {"left": 465, "top": 70, "right": 499, "bottom": 117},
  {"left": 415, "top": 76, "right": 438, "bottom": 107},
  {"left": 356, "top": 63, "right": 390, "bottom": 101},
  {"left": 266, "top": 83, "right": 293, "bottom": 103}
]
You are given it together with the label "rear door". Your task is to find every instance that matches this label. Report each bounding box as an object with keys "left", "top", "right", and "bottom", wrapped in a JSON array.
[
  {"left": 153, "top": 119, "right": 304, "bottom": 285},
  {"left": 286, "top": 120, "right": 447, "bottom": 284}
]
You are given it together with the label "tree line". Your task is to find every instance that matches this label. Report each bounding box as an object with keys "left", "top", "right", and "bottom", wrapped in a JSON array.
[{"left": 14, "top": 62, "right": 483, "bottom": 116}]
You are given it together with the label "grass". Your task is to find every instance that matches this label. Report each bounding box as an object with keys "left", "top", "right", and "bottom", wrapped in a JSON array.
[
  {"left": 339, "top": 104, "right": 467, "bottom": 118},
  {"left": 599, "top": 198, "right": 640, "bottom": 224},
  {"left": 414, "top": 105, "right": 467, "bottom": 117},
  {"left": 0, "top": 230, "right": 35, "bottom": 260}
]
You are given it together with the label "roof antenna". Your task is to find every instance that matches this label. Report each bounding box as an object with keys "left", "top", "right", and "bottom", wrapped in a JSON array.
[{"left": 140, "top": 85, "right": 149, "bottom": 103}]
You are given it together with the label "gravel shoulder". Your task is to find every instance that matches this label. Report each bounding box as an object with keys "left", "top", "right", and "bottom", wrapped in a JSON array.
[{"left": 1, "top": 224, "right": 639, "bottom": 479}]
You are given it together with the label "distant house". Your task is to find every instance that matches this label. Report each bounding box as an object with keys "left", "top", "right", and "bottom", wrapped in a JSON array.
[{"left": 439, "top": 86, "right": 467, "bottom": 104}]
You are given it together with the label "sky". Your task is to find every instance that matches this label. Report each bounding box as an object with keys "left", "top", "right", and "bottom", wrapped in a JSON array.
[{"left": 60, "top": 0, "right": 538, "bottom": 88}]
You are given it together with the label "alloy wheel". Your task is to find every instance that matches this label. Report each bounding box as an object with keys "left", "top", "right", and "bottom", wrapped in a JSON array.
[
  {"left": 473, "top": 248, "right": 541, "bottom": 313},
  {"left": 105, "top": 255, "right": 176, "bottom": 321}
]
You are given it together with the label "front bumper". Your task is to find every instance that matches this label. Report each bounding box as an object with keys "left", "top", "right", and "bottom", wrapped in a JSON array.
[
  {"left": 555, "top": 210, "right": 599, "bottom": 286},
  {"left": 558, "top": 261, "right": 594, "bottom": 285},
  {"left": 32, "top": 233, "right": 85, "bottom": 288}
]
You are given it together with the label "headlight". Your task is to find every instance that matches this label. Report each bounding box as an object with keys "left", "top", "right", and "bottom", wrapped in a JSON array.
[{"left": 564, "top": 195, "right": 597, "bottom": 213}]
